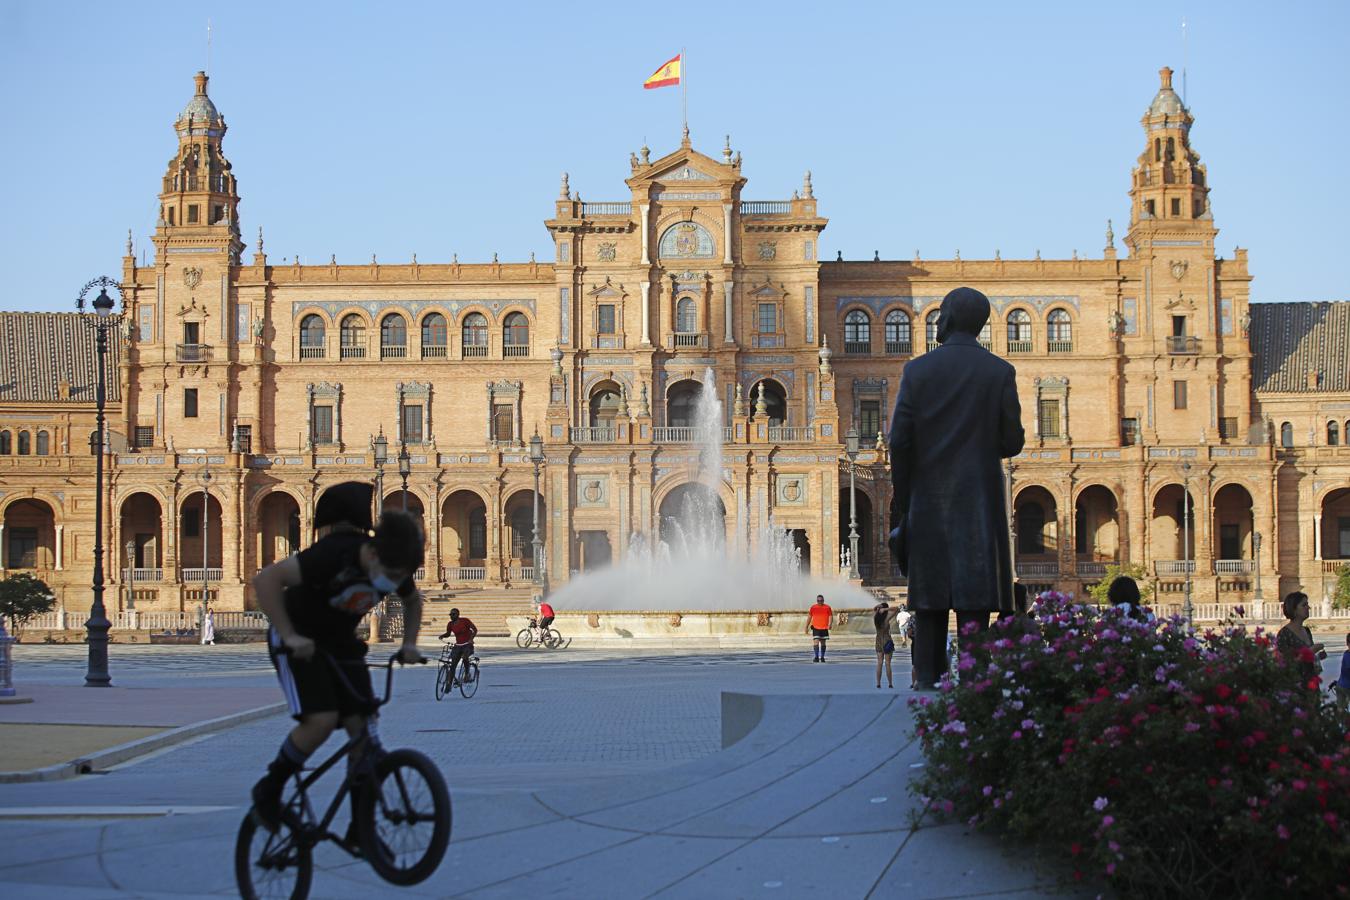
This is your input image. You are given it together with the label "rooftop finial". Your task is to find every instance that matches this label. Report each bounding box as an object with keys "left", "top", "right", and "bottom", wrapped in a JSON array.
[
  {"left": 1105, "top": 219, "right": 1115, "bottom": 248},
  {"left": 802, "top": 170, "right": 813, "bottom": 199},
  {"left": 1159, "top": 66, "right": 1173, "bottom": 91},
  {"left": 723, "top": 134, "right": 732, "bottom": 163},
  {"left": 560, "top": 172, "right": 569, "bottom": 199},
  {"left": 126, "top": 229, "right": 133, "bottom": 257},
  {"left": 194, "top": 70, "right": 209, "bottom": 96},
  {"left": 257, "top": 225, "right": 264, "bottom": 254},
  {"left": 681, "top": 122, "right": 690, "bottom": 147}
]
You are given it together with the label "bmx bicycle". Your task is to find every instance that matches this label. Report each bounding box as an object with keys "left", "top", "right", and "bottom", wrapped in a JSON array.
[{"left": 235, "top": 652, "right": 452, "bottom": 899}]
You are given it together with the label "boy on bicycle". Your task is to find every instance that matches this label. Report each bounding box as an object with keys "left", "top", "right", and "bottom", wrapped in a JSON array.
[
  {"left": 249, "top": 509, "right": 426, "bottom": 836},
  {"left": 439, "top": 608, "right": 477, "bottom": 683}
]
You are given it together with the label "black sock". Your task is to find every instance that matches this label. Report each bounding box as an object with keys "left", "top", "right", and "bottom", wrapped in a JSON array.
[{"left": 265, "top": 736, "right": 310, "bottom": 783}]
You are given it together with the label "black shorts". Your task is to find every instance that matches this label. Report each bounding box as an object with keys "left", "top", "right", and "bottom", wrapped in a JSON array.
[
  {"left": 269, "top": 630, "right": 374, "bottom": 721},
  {"left": 448, "top": 643, "right": 475, "bottom": 668},
  {"left": 539, "top": 616, "right": 555, "bottom": 629},
  {"left": 812, "top": 628, "right": 830, "bottom": 640}
]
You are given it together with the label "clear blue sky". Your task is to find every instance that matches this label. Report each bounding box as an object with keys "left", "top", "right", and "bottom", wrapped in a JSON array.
[{"left": 2, "top": 1, "right": 1346, "bottom": 312}]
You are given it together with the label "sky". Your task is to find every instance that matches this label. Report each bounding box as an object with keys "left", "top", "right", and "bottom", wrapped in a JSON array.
[{"left": 1, "top": 0, "right": 1346, "bottom": 312}]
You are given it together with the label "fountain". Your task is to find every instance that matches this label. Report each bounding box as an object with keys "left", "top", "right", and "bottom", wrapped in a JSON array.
[{"left": 537, "top": 369, "right": 877, "bottom": 641}]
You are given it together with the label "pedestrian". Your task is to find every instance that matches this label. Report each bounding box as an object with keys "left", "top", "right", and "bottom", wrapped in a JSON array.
[
  {"left": 201, "top": 604, "right": 216, "bottom": 645},
  {"left": 1276, "top": 591, "right": 1327, "bottom": 685},
  {"left": 1106, "top": 575, "right": 1150, "bottom": 622},
  {"left": 806, "top": 594, "right": 833, "bottom": 662},
  {"left": 888, "top": 287, "right": 1025, "bottom": 689},
  {"left": 873, "top": 602, "right": 900, "bottom": 688},
  {"left": 1336, "top": 633, "right": 1350, "bottom": 712}
]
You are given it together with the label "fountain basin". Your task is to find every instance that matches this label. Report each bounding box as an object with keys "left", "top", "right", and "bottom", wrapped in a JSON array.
[{"left": 509, "top": 609, "right": 882, "bottom": 644}]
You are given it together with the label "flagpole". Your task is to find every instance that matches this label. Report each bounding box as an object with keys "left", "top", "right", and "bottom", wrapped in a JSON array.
[{"left": 681, "top": 47, "right": 687, "bottom": 136}]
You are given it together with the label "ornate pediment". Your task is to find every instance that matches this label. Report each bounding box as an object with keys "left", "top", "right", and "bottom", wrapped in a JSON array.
[
  {"left": 587, "top": 276, "right": 625, "bottom": 298},
  {"left": 653, "top": 164, "right": 717, "bottom": 182},
  {"left": 750, "top": 280, "right": 785, "bottom": 299}
]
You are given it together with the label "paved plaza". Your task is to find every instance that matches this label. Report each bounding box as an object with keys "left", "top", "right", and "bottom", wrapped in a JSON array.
[{"left": 0, "top": 640, "right": 1112, "bottom": 899}]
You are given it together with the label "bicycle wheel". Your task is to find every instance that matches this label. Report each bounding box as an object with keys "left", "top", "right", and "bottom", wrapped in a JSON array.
[
  {"left": 544, "top": 628, "right": 563, "bottom": 650},
  {"left": 459, "top": 660, "right": 480, "bottom": 698},
  {"left": 357, "top": 748, "right": 452, "bottom": 886},
  {"left": 515, "top": 628, "right": 533, "bottom": 649},
  {"left": 235, "top": 809, "right": 313, "bottom": 900},
  {"left": 433, "top": 664, "right": 449, "bottom": 701}
]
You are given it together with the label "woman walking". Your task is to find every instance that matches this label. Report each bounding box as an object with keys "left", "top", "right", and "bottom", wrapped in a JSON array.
[
  {"left": 201, "top": 605, "right": 216, "bottom": 645},
  {"left": 1276, "top": 591, "right": 1326, "bottom": 685},
  {"left": 873, "top": 602, "right": 901, "bottom": 689}
]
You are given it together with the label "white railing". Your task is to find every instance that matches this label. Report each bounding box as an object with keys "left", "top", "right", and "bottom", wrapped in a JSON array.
[
  {"left": 740, "top": 201, "right": 791, "bottom": 215},
  {"left": 414, "top": 567, "right": 427, "bottom": 582},
  {"left": 503, "top": 344, "right": 530, "bottom": 358},
  {"left": 581, "top": 202, "right": 632, "bottom": 216},
  {"left": 926, "top": 340, "right": 940, "bottom": 352},
  {"left": 1076, "top": 561, "right": 1110, "bottom": 578},
  {"left": 299, "top": 346, "right": 326, "bottom": 360},
  {"left": 380, "top": 345, "right": 408, "bottom": 359},
  {"left": 1215, "top": 559, "right": 1256, "bottom": 575},
  {"left": 672, "top": 333, "right": 707, "bottom": 349},
  {"left": 442, "top": 566, "right": 486, "bottom": 582},
  {"left": 508, "top": 566, "right": 535, "bottom": 582},
  {"left": 1154, "top": 560, "right": 1197, "bottom": 575},
  {"left": 1047, "top": 340, "right": 1074, "bottom": 354},
  {"left": 571, "top": 426, "right": 617, "bottom": 443},
  {"left": 340, "top": 342, "right": 367, "bottom": 359},
  {"left": 1323, "top": 560, "right": 1349, "bottom": 574},
  {"left": 1016, "top": 561, "right": 1060, "bottom": 577},
  {"left": 122, "top": 568, "right": 164, "bottom": 582},
  {"left": 461, "top": 345, "right": 488, "bottom": 358},
  {"left": 653, "top": 426, "right": 733, "bottom": 443},
  {"left": 1006, "top": 339, "right": 1033, "bottom": 354},
  {"left": 767, "top": 425, "right": 815, "bottom": 442},
  {"left": 421, "top": 344, "right": 448, "bottom": 358},
  {"left": 181, "top": 568, "right": 225, "bottom": 582}
]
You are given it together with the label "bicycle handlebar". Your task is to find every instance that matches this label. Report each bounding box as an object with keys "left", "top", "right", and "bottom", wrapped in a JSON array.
[{"left": 274, "top": 644, "right": 426, "bottom": 707}]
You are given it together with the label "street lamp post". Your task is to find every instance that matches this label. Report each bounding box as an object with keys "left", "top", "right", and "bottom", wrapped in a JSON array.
[
  {"left": 1181, "top": 460, "right": 1194, "bottom": 627},
  {"left": 397, "top": 442, "right": 411, "bottom": 513},
  {"left": 124, "top": 539, "right": 136, "bottom": 611},
  {"left": 529, "top": 429, "right": 546, "bottom": 592},
  {"left": 76, "top": 277, "right": 120, "bottom": 687},
  {"left": 372, "top": 430, "right": 388, "bottom": 519},
  {"left": 845, "top": 426, "right": 860, "bottom": 581},
  {"left": 196, "top": 462, "right": 212, "bottom": 636}
]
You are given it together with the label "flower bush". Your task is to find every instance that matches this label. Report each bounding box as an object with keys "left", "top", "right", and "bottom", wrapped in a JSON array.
[{"left": 910, "top": 592, "right": 1350, "bottom": 898}]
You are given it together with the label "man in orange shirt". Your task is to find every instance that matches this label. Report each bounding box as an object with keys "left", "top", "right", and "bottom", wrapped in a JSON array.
[{"left": 806, "top": 594, "right": 833, "bottom": 662}]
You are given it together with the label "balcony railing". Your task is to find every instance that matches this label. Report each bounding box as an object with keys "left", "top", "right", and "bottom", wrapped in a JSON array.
[
  {"left": 571, "top": 426, "right": 617, "bottom": 443},
  {"left": 752, "top": 334, "right": 785, "bottom": 349},
  {"left": 885, "top": 340, "right": 912, "bottom": 355},
  {"left": 508, "top": 566, "right": 536, "bottom": 582},
  {"left": 461, "top": 344, "right": 488, "bottom": 359},
  {"left": 1323, "top": 560, "right": 1348, "bottom": 574},
  {"left": 1075, "top": 561, "right": 1110, "bottom": 578},
  {"left": 978, "top": 338, "right": 992, "bottom": 350},
  {"left": 1006, "top": 339, "right": 1033, "bottom": 354},
  {"left": 442, "top": 566, "right": 486, "bottom": 582},
  {"left": 1048, "top": 340, "right": 1074, "bottom": 354},
  {"left": 1167, "top": 336, "right": 1200, "bottom": 354},
  {"left": 767, "top": 425, "right": 815, "bottom": 442},
  {"left": 182, "top": 567, "right": 225, "bottom": 582},
  {"left": 503, "top": 344, "right": 530, "bottom": 358},
  {"left": 381, "top": 344, "right": 407, "bottom": 359},
  {"left": 672, "top": 333, "right": 708, "bottom": 349},
  {"left": 844, "top": 341, "right": 870, "bottom": 355},
  {"left": 340, "top": 341, "right": 367, "bottom": 359},
  {"left": 122, "top": 567, "right": 164, "bottom": 582},
  {"left": 299, "top": 345, "right": 326, "bottom": 359},
  {"left": 421, "top": 344, "right": 448, "bottom": 358},
  {"left": 1016, "top": 561, "right": 1060, "bottom": 577},
  {"left": 1215, "top": 559, "right": 1256, "bottom": 575},
  {"left": 581, "top": 202, "right": 632, "bottom": 216},
  {"left": 926, "top": 339, "right": 941, "bottom": 352},
  {"left": 1154, "top": 559, "right": 1197, "bottom": 575},
  {"left": 740, "top": 200, "right": 791, "bottom": 215},
  {"left": 177, "top": 343, "right": 212, "bottom": 363},
  {"left": 653, "top": 426, "right": 734, "bottom": 443}
]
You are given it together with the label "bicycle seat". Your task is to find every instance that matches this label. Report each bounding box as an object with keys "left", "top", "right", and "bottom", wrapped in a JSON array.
[{"left": 470, "top": 655, "right": 480, "bottom": 662}]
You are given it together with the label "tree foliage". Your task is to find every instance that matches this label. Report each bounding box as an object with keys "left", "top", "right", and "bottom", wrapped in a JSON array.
[
  {"left": 0, "top": 573, "right": 57, "bottom": 637},
  {"left": 1085, "top": 562, "right": 1154, "bottom": 607}
]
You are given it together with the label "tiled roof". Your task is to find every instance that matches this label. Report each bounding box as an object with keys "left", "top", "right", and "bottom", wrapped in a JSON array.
[
  {"left": 0, "top": 312, "right": 123, "bottom": 404},
  {"left": 1250, "top": 301, "right": 1350, "bottom": 393}
]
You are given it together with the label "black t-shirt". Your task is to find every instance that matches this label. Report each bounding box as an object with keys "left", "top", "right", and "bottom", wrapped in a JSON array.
[{"left": 283, "top": 532, "right": 415, "bottom": 655}]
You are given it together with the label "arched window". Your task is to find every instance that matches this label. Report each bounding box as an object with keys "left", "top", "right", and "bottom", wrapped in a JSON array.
[
  {"left": 978, "top": 320, "right": 992, "bottom": 348},
  {"left": 468, "top": 507, "right": 487, "bottom": 559},
  {"left": 340, "top": 314, "right": 366, "bottom": 359},
  {"left": 884, "top": 310, "right": 911, "bottom": 353},
  {"left": 752, "top": 380, "right": 788, "bottom": 425},
  {"left": 0, "top": 431, "right": 9, "bottom": 454},
  {"left": 666, "top": 381, "right": 701, "bottom": 428},
  {"left": 589, "top": 384, "right": 623, "bottom": 428},
  {"left": 1280, "top": 422, "right": 1294, "bottom": 448},
  {"left": 1329, "top": 421, "right": 1341, "bottom": 447},
  {"left": 925, "top": 310, "right": 942, "bottom": 349},
  {"left": 299, "top": 314, "right": 326, "bottom": 357},
  {"left": 844, "top": 310, "right": 871, "bottom": 354},
  {"left": 503, "top": 312, "right": 529, "bottom": 357},
  {"left": 1007, "top": 309, "right": 1032, "bottom": 345},
  {"left": 380, "top": 313, "right": 407, "bottom": 358},
  {"left": 1017, "top": 502, "right": 1046, "bottom": 555},
  {"left": 675, "top": 297, "right": 697, "bottom": 334},
  {"left": 17, "top": 431, "right": 31, "bottom": 455},
  {"left": 1047, "top": 309, "right": 1073, "bottom": 350},
  {"left": 461, "top": 312, "right": 488, "bottom": 358},
  {"left": 36, "top": 431, "right": 49, "bottom": 455},
  {"left": 420, "top": 313, "right": 447, "bottom": 358}
]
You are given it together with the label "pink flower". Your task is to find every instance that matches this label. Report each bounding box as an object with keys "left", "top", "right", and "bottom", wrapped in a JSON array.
[
  {"left": 982, "top": 785, "right": 993, "bottom": 796},
  {"left": 1093, "top": 797, "right": 1109, "bottom": 811},
  {"left": 1184, "top": 722, "right": 1201, "bottom": 732},
  {"left": 1106, "top": 863, "right": 1116, "bottom": 875},
  {"left": 1277, "top": 824, "right": 1291, "bottom": 840},
  {"left": 1102, "top": 815, "right": 1115, "bottom": 828}
]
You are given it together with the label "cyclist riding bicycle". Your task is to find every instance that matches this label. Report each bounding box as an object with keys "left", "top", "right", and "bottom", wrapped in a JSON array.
[
  {"left": 249, "top": 510, "right": 426, "bottom": 848},
  {"left": 535, "top": 600, "right": 555, "bottom": 641},
  {"left": 439, "top": 608, "right": 478, "bottom": 684}
]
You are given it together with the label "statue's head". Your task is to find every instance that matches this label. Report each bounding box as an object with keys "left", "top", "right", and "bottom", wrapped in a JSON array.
[{"left": 935, "top": 286, "right": 991, "bottom": 343}]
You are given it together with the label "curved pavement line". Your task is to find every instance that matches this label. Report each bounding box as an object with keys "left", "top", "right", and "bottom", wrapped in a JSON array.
[{"left": 454, "top": 695, "right": 907, "bottom": 897}]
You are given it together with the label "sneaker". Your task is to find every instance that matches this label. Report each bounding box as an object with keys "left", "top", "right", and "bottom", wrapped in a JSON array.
[{"left": 250, "top": 775, "right": 283, "bottom": 832}]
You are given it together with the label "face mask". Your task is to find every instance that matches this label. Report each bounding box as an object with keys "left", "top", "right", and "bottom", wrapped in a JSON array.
[{"left": 371, "top": 572, "right": 400, "bottom": 594}]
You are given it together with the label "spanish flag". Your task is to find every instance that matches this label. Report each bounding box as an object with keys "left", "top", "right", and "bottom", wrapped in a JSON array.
[{"left": 643, "top": 54, "right": 681, "bottom": 90}]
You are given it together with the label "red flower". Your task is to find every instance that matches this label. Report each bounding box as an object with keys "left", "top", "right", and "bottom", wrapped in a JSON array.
[
  {"left": 1215, "top": 684, "right": 1232, "bottom": 700},
  {"left": 1070, "top": 842, "right": 1082, "bottom": 856},
  {"left": 1297, "top": 647, "right": 1315, "bottom": 664}
]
